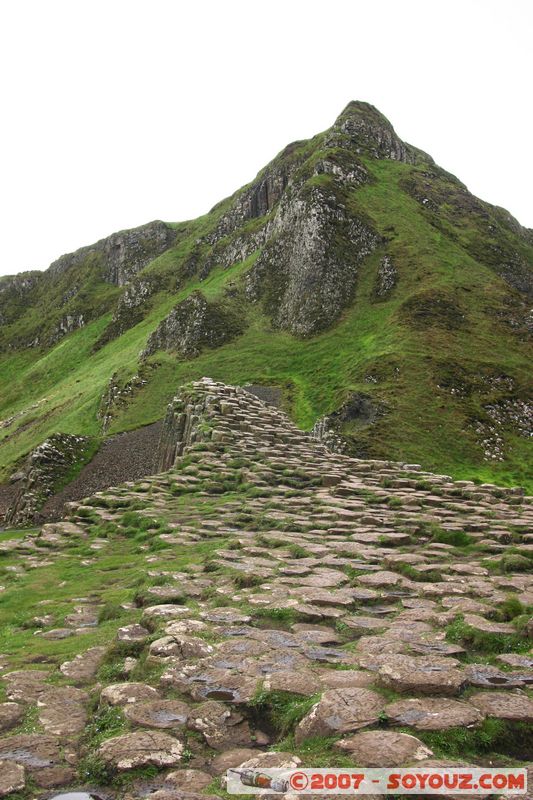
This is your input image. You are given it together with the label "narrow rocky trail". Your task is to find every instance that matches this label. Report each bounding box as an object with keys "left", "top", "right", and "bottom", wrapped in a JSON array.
[{"left": 0, "top": 378, "right": 531, "bottom": 799}]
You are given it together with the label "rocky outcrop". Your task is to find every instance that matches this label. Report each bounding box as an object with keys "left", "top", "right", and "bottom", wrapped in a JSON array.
[
  {"left": 374, "top": 255, "right": 397, "bottom": 297},
  {"left": 246, "top": 185, "right": 383, "bottom": 335},
  {"left": 95, "top": 276, "right": 160, "bottom": 350},
  {"left": 5, "top": 433, "right": 95, "bottom": 525},
  {"left": 49, "top": 220, "right": 175, "bottom": 287},
  {"left": 142, "top": 291, "right": 245, "bottom": 359},
  {"left": 312, "top": 392, "right": 385, "bottom": 454},
  {"left": 327, "top": 101, "right": 430, "bottom": 164}
]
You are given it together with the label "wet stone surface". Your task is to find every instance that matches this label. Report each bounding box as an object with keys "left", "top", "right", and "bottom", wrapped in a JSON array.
[{"left": 0, "top": 379, "right": 531, "bottom": 796}]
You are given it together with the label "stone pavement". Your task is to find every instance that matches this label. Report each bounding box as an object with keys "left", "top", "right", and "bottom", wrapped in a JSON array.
[{"left": 0, "top": 378, "right": 531, "bottom": 797}]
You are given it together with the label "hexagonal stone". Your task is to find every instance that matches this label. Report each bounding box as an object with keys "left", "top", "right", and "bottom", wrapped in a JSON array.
[
  {"left": 384, "top": 697, "right": 484, "bottom": 730},
  {"left": 59, "top": 646, "right": 107, "bottom": 684},
  {"left": 378, "top": 655, "right": 465, "bottom": 696},
  {"left": 98, "top": 731, "right": 184, "bottom": 770},
  {"left": 209, "top": 748, "right": 259, "bottom": 774},
  {"left": 125, "top": 699, "right": 190, "bottom": 730},
  {"left": 142, "top": 604, "right": 192, "bottom": 623},
  {"left": 0, "top": 733, "right": 63, "bottom": 772},
  {"left": 164, "top": 768, "right": 213, "bottom": 791},
  {"left": 463, "top": 614, "right": 517, "bottom": 635},
  {"left": 318, "top": 669, "right": 375, "bottom": 689},
  {"left": 262, "top": 670, "right": 322, "bottom": 696},
  {"left": 464, "top": 663, "right": 533, "bottom": 689},
  {"left": 2, "top": 670, "right": 50, "bottom": 703},
  {"left": 100, "top": 682, "right": 159, "bottom": 706},
  {"left": 117, "top": 623, "right": 150, "bottom": 642},
  {"left": 165, "top": 619, "right": 210, "bottom": 636},
  {"left": 37, "top": 686, "right": 88, "bottom": 735},
  {"left": 0, "top": 702, "right": 24, "bottom": 732},
  {"left": 496, "top": 653, "right": 533, "bottom": 669},
  {"left": 0, "top": 761, "right": 25, "bottom": 797},
  {"left": 335, "top": 730, "right": 433, "bottom": 766},
  {"left": 469, "top": 691, "right": 533, "bottom": 721},
  {"left": 295, "top": 688, "right": 386, "bottom": 744},
  {"left": 201, "top": 608, "right": 251, "bottom": 624},
  {"left": 149, "top": 635, "right": 214, "bottom": 661},
  {"left": 188, "top": 700, "right": 252, "bottom": 750}
]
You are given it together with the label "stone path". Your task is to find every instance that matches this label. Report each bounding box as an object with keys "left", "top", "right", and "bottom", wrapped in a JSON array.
[{"left": 0, "top": 378, "right": 531, "bottom": 798}]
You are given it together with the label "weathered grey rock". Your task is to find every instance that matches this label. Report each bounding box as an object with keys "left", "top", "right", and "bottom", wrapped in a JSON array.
[
  {"left": 188, "top": 700, "right": 253, "bottom": 750},
  {"left": 246, "top": 184, "right": 382, "bottom": 336},
  {"left": 124, "top": 699, "right": 190, "bottom": 730},
  {"left": 0, "top": 702, "right": 24, "bottom": 732},
  {"left": 384, "top": 697, "right": 484, "bottom": 730},
  {"left": 60, "top": 646, "right": 107, "bottom": 684},
  {"left": 164, "top": 768, "right": 213, "bottom": 792},
  {"left": 142, "top": 291, "right": 244, "bottom": 359},
  {"left": 469, "top": 691, "right": 533, "bottom": 721},
  {"left": 5, "top": 434, "right": 93, "bottom": 525},
  {"left": 100, "top": 682, "right": 159, "bottom": 706},
  {"left": 0, "top": 761, "right": 25, "bottom": 796},
  {"left": 378, "top": 655, "right": 465, "bottom": 696},
  {"left": 2, "top": 670, "right": 50, "bottom": 703},
  {"left": 295, "top": 688, "right": 385, "bottom": 743},
  {"left": 335, "top": 730, "right": 433, "bottom": 766},
  {"left": 98, "top": 730, "right": 184, "bottom": 770},
  {"left": 37, "top": 686, "right": 88, "bottom": 735}
]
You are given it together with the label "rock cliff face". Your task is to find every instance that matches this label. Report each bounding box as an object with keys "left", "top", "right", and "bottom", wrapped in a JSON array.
[
  {"left": 142, "top": 291, "right": 245, "bottom": 359},
  {"left": 246, "top": 184, "right": 382, "bottom": 335},
  {"left": 0, "top": 221, "right": 175, "bottom": 350},
  {"left": 5, "top": 433, "right": 95, "bottom": 525},
  {"left": 48, "top": 220, "right": 175, "bottom": 287}
]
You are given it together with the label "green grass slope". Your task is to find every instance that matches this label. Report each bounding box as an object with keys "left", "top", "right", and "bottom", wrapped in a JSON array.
[{"left": 0, "top": 102, "right": 531, "bottom": 492}]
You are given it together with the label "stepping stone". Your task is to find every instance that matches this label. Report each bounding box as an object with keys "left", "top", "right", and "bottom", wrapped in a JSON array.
[
  {"left": 201, "top": 608, "right": 252, "bottom": 624},
  {"left": 40, "top": 628, "right": 74, "bottom": 640},
  {"left": 0, "top": 702, "right": 24, "bottom": 732},
  {"left": 2, "top": 670, "right": 50, "bottom": 703},
  {"left": 335, "top": 730, "right": 433, "bottom": 766},
  {"left": 117, "top": 623, "right": 150, "bottom": 642},
  {"left": 295, "top": 688, "right": 386, "bottom": 743},
  {"left": 162, "top": 666, "right": 258, "bottom": 704},
  {"left": 378, "top": 655, "right": 465, "bottom": 696},
  {"left": 142, "top": 605, "right": 192, "bottom": 623},
  {"left": 37, "top": 686, "right": 88, "bottom": 735},
  {"left": 98, "top": 730, "right": 184, "bottom": 770},
  {"left": 496, "top": 653, "right": 533, "bottom": 669},
  {"left": 262, "top": 669, "right": 322, "bottom": 695},
  {"left": 464, "top": 663, "right": 533, "bottom": 689},
  {"left": 125, "top": 699, "right": 190, "bottom": 730},
  {"left": 341, "top": 615, "right": 389, "bottom": 635},
  {"left": 188, "top": 700, "right": 253, "bottom": 750},
  {"left": 165, "top": 619, "right": 210, "bottom": 636},
  {"left": 149, "top": 635, "right": 214, "bottom": 661},
  {"left": 463, "top": 614, "right": 517, "bottom": 635},
  {"left": 358, "top": 571, "right": 401, "bottom": 587},
  {"left": 164, "top": 768, "right": 213, "bottom": 791},
  {"left": 0, "top": 761, "right": 25, "bottom": 797},
  {"left": 210, "top": 748, "right": 259, "bottom": 774},
  {"left": 0, "top": 733, "right": 63, "bottom": 772},
  {"left": 237, "top": 751, "right": 302, "bottom": 769},
  {"left": 318, "top": 669, "right": 375, "bottom": 689},
  {"left": 60, "top": 646, "right": 107, "bottom": 684},
  {"left": 384, "top": 697, "right": 484, "bottom": 730},
  {"left": 100, "top": 682, "right": 160, "bottom": 706},
  {"left": 469, "top": 691, "right": 533, "bottom": 721}
]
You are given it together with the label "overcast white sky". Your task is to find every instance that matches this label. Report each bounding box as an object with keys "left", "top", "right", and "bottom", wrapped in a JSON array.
[{"left": 0, "top": 0, "right": 531, "bottom": 277}]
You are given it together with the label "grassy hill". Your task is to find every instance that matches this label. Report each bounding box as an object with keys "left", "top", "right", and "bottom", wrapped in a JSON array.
[{"left": 1, "top": 101, "right": 532, "bottom": 492}]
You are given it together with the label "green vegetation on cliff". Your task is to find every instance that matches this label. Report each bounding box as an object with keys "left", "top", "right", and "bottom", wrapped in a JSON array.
[{"left": 0, "top": 101, "right": 531, "bottom": 492}]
